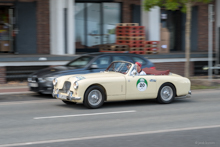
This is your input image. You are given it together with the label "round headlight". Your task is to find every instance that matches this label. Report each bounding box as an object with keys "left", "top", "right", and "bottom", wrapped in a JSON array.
[
  {"left": 53, "top": 78, "right": 58, "bottom": 86},
  {"left": 74, "top": 81, "right": 79, "bottom": 90}
]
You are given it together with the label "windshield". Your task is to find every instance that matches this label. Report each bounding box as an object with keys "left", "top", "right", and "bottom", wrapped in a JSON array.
[
  {"left": 106, "top": 62, "right": 132, "bottom": 74},
  {"left": 66, "top": 56, "right": 94, "bottom": 67}
]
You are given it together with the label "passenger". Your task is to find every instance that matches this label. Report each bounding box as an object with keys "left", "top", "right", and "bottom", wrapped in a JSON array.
[{"left": 131, "top": 62, "right": 146, "bottom": 76}]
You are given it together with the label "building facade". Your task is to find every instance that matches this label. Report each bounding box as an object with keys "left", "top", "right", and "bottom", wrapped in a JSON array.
[{"left": 0, "top": 0, "right": 218, "bottom": 55}]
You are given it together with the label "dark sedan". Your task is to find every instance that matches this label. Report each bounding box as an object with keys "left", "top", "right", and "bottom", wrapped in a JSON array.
[{"left": 28, "top": 52, "right": 155, "bottom": 94}]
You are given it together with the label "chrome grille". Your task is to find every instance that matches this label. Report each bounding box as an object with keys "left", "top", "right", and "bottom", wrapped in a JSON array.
[{"left": 61, "top": 81, "right": 71, "bottom": 93}]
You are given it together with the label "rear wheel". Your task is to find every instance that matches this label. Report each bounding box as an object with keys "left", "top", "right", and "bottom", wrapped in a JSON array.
[
  {"left": 84, "top": 86, "right": 105, "bottom": 109},
  {"left": 157, "top": 83, "right": 175, "bottom": 104}
]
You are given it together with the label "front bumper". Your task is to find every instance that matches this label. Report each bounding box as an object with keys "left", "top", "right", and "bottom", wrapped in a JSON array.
[
  {"left": 52, "top": 93, "right": 81, "bottom": 101},
  {"left": 28, "top": 82, "right": 53, "bottom": 94}
]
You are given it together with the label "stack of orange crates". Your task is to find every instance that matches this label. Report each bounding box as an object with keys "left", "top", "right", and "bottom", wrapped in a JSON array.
[
  {"left": 145, "top": 41, "right": 159, "bottom": 54},
  {"left": 115, "top": 23, "right": 146, "bottom": 54},
  {"left": 99, "top": 44, "right": 129, "bottom": 53}
]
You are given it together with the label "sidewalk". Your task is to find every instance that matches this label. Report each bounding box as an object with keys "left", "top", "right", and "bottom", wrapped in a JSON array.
[{"left": 0, "top": 81, "right": 33, "bottom": 95}]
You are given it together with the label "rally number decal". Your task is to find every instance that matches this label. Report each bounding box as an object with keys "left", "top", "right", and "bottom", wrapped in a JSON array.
[{"left": 136, "top": 78, "right": 148, "bottom": 91}]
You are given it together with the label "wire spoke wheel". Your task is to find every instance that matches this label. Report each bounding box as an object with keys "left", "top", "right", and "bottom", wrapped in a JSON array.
[
  {"left": 157, "top": 83, "right": 175, "bottom": 104},
  {"left": 84, "top": 86, "right": 105, "bottom": 109},
  {"left": 160, "top": 86, "right": 173, "bottom": 102},
  {"left": 88, "top": 90, "right": 102, "bottom": 106}
]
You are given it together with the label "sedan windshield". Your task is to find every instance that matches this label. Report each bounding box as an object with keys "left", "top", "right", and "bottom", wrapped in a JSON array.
[
  {"left": 66, "top": 56, "right": 94, "bottom": 67},
  {"left": 106, "top": 62, "right": 132, "bottom": 74}
]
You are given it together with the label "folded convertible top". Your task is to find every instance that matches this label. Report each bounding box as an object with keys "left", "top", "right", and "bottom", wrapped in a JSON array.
[{"left": 142, "top": 67, "right": 170, "bottom": 75}]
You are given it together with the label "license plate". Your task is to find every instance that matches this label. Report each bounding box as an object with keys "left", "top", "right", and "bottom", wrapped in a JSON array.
[
  {"left": 29, "top": 83, "right": 38, "bottom": 87},
  {"left": 57, "top": 94, "right": 67, "bottom": 100}
]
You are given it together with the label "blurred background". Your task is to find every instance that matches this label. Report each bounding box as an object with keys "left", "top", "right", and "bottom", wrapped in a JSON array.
[{"left": 0, "top": 0, "right": 219, "bottom": 88}]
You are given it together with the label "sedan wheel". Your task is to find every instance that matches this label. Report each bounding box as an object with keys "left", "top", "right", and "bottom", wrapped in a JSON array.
[
  {"left": 84, "top": 86, "right": 105, "bottom": 109},
  {"left": 157, "top": 83, "right": 175, "bottom": 104}
]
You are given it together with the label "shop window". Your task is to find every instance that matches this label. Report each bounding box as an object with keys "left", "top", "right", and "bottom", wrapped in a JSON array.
[
  {"left": 0, "top": 7, "right": 13, "bottom": 53},
  {"left": 75, "top": 2, "right": 121, "bottom": 49}
]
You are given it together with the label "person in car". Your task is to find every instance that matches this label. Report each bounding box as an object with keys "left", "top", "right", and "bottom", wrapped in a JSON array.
[{"left": 131, "top": 62, "right": 146, "bottom": 76}]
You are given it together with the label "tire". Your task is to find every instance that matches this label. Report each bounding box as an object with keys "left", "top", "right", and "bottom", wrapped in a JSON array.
[
  {"left": 84, "top": 85, "right": 105, "bottom": 109},
  {"left": 62, "top": 100, "right": 76, "bottom": 105},
  {"left": 157, "top": 83, "right": 175, "bottom": 104},
  {"left": 38, "top": 92, "right": 44, "bottom": 95}
]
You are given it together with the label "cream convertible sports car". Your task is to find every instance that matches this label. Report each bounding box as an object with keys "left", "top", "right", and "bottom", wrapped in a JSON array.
[{"left": 52, "top": 61, "right": 191, "bottom": 109}]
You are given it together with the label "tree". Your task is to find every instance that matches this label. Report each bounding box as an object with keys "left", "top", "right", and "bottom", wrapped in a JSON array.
[{"left": 143, "top": 0, "right": 212, "bottom": 78}]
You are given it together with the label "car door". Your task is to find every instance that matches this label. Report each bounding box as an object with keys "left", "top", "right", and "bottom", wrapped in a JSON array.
[
  {"left": 90, "top": 56, "right": 111, "bottom": 73},
  {"left": 125, "top": 73, "right": 158, "bottom": 100}
]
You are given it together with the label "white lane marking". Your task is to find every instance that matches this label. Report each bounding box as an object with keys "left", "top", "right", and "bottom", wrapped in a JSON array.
[
  {"left": 1, "top": 124, "right": 220, "bottom": 147},
  {"left": 34, "top": 110, "right": 137, "bottom": 120},
  {"left": 0, "top": 99, "right": 57, "bottom": 106}
]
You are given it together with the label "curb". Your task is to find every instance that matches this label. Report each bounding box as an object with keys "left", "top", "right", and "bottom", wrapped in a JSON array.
[
  {"left": 0, "top": 91, "right": 35, "bottom": 95},
  {"left": 0, "top": 86, "right": 28, "bottom": 90}
]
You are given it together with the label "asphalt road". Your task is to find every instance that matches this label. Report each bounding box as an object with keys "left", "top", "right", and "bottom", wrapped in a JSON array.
[{"left": 0, "top": 89, "right": 220, "bottom": 147}]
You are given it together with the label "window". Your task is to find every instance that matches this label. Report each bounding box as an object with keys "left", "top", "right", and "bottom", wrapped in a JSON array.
[
  {"left": 112, "top": 56, "right": 131, "bottom": 62},
  {"left": 67, "top": 56, "right": 93, "bottom": 67},
  {"left": 75, "top": 3, "right": 121, "bottom": 49},
  {"left": 131, "top": 56, "right": 146, "bottom": 65},
  {"left": 93, "top": 56, "right": 111, "bottom": 68}
]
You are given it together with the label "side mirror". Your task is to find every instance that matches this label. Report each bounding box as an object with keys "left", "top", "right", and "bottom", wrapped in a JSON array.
[
  {"left": 133, "top": 71, "right": 137, "bottom": 76},
  {"left": 90, "top": 64, "right": 98, "bottom": 69}
]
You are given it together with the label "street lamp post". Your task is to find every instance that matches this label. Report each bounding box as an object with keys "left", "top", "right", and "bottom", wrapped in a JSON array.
[{"left": 208, "top": 4, "right": 214, "bottom": 80}]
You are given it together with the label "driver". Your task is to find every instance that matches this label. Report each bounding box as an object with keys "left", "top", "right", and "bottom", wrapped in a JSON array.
[{"left": 131, "top": 62, "right": 146, "bottom": 76}]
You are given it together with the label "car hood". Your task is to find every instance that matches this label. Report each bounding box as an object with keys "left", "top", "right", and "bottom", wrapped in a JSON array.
[
  {"left": 67, "top": 72, "right": 124, "bottom": 81},
  {"left": 30, "top": 66, "right": 84, "bottom": 77}
]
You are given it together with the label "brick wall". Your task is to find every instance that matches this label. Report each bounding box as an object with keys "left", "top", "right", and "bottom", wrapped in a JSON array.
[
  {"left": 115, "top": 0, "right": 141, "bottom": 23},
  {"left": 154, "top": 62, "right": 194, "bottom": 76},
  {"left": 36, "top": 0, "right": 50, "bottom": 54},
  {"left": 197, "top": 3, "right": 209, "bottom": 52},
  {"left": 0, "top": 67, "right": 6, "bottom": 84},
  {"left": 197, "top": 1, "right": 215, "bottom": 52}
]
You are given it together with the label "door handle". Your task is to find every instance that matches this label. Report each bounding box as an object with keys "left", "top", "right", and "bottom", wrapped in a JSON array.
[{"left": 150, "top": 79, "right": 156, "bottom": 82}]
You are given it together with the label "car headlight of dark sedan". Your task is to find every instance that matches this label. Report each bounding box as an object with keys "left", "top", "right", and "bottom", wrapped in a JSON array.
[
  {"left": 45, "top": 77, "right": 55, "bottom": 82},
  {"left": 27, "top": 77, "right": 32, "bottom": 82},
  {"left": 38, "top": 77, "right": 55, "bottom": 83}
]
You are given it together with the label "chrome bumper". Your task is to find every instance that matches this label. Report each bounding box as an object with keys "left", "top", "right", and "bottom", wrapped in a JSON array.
[
  {"left": 176, "top": 90, "right": 192, "bottom": 99},
  {"left": 52, "top": 93, "right": 81, "bottom": 100},
  {"left": 188, "top": 90, "right": 192, "bottom": 95}
]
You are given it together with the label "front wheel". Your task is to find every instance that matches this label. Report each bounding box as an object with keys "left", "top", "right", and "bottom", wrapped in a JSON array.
[
  {"left": 84, "top": 86, "right": 105, "bottom": 109},
  {"left": 157, "top": 83, "right": 175, "bottom": 104}
]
